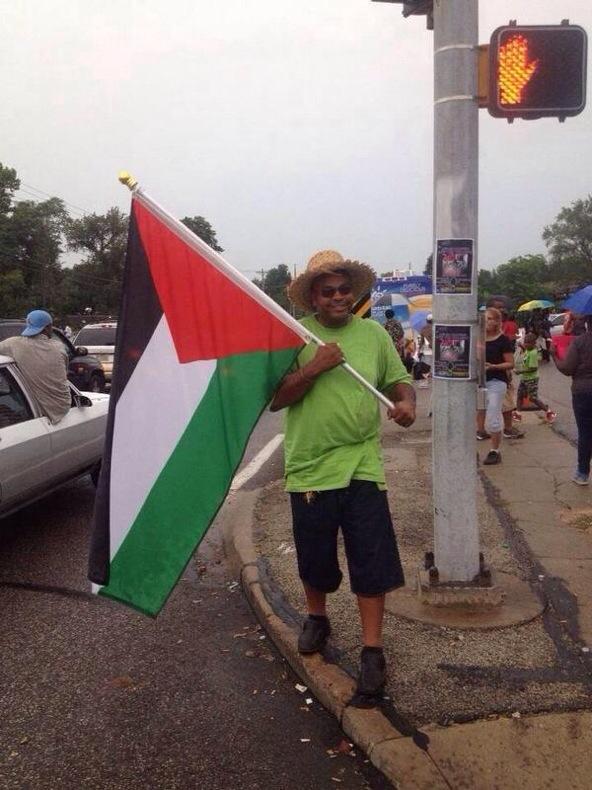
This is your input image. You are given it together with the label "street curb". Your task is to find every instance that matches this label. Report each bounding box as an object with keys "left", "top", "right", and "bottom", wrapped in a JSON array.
[{"left": 220, "top": 488, "right": 447, "bottom": 790}]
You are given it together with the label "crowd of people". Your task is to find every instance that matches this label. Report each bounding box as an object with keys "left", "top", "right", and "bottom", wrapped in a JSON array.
[
  {"left": 477, "top": 299, "right": 592, "bottom": 479},
  {"left": 477, "top": 298, "right": 551, "bottom": 465},
  {"left": 381, "top": 297, "right": 592, "bottom": 483}
]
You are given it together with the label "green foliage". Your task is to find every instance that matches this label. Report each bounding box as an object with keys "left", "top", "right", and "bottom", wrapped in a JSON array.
[
  {"left": 478, "top": 255, "right": 552, "bottom": 305},
  {"left": 181, "top": 216, "right": 223, "bottom": 252},
  {"left": 423, "top": 253, "right": 433, "bottom": 277},
  {"left": 0, "top": 162, "right": 226, "bottom": 319},
  {"left": 65, "top": 208, "right": 129, "bottom": 314},
  {"left": 0, "top": 193, "right": 68, "bottom": 315},
  {"left": 0, "top": 163, "right": 19, "bottom": 216},
  {"left": 0, "top": 268, "right": 27, "bottom": 316},
  {"left": 5, "top": 158, "right": 592, "bottom": 325},
  {"left": 476, "top": 269, "right": 498, "bottom": 304},
  {"left": 253, "top": 265, "right": 293, "bottom": 311},
  {"left": 543, "top": 195, "right": 592, "bottom": 286},
  {"left": 478, "top": 197, "right": 592, "bottom": 306}
]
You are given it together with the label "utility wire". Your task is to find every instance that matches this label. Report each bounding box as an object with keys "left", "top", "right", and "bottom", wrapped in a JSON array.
[{"left": 17, "top": 182, "right": 91, "bottom": 216}]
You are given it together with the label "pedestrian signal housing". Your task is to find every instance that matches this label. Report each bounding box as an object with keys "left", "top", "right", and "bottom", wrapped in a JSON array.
[{"left": 488, "top": 24, "right": 587, "bottom": 120}]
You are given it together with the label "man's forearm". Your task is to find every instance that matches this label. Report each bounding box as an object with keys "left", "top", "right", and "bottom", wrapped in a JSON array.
[
  {"left": 269, "top": 366, "right": 320, "bottom": 411},
  {"left": 387, "top": 381, "right": 416, "bottom": 406}
]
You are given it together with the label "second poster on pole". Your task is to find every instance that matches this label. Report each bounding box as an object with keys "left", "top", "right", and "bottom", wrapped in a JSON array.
[{"left": 433, "top": 325, "right": 472, "bottom": 380}]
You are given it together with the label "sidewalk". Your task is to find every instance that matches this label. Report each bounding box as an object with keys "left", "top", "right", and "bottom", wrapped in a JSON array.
[{"left": 221, "top": 389, "right": 592, "bottom": 789}]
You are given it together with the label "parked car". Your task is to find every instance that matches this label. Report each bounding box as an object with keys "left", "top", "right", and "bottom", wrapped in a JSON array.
[
  {"left": 0, "top": 353, "right": 109, "bottom": 518},
  {"left": 73, "top": 322, "right": 117, "bottom": 387},
  {"left": 0, "top": 320, "right": 106, "bottom": 393}
]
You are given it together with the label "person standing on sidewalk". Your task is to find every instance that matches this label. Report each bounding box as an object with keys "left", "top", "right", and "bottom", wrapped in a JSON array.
[
  {"left": 383, "top": 308, "right": 405, "bottom": 358},
  {"left": 270, "top": 250, "right": 415, "bottom": 708},
  {"left": 486, "top": 296, "right": 524, "bottom": 439},
  {"left": 477, "top": 308, "right": 514, "bottom": 465},
  {"left": 515, "top": 333, "right": 556, "bottom": 422},
  {"left": 551, "top": 316, "right": 592, "bottom": 485}
]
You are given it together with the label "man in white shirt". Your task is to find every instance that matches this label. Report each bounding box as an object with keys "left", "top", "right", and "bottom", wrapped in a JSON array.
[{"left": 0, "top": 310, "right": 71, "bottom": 424}]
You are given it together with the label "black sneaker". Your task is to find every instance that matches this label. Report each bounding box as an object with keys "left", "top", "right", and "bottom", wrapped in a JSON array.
[
  {"left": 349, "top": 647, "right": 386, "bottom": 708},
  {"left": 483, "top": 450, "right": 501, "bottom": 465},
  {"left": 476, "top": 430, "right": 490, "bottom": 441},
  {"left": 297, "top": 615, "right": 330, "bottom": 655}
]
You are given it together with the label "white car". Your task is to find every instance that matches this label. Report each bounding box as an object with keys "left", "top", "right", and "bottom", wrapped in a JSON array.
[
  {"left": 74, "top": 322, "right": 117, "bottom": 386},
  {"left": 0, "top": 355, "right": 109, "bottom": 518}
]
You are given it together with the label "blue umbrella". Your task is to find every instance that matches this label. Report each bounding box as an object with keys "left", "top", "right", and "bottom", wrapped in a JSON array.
[
  {"left": 410, "top": 309, "right": 432, "bottom": 332},
  {"left": 563, "top": 285, "right": 592, "bottom": 315}
]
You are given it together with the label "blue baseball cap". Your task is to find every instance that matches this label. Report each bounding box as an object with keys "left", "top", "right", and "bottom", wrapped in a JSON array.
[{"left": 22, "top": 310, "right": 53, "bottom": 337}]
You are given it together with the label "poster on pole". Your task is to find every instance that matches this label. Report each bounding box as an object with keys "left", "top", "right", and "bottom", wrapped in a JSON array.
[
  {"left": 435, "top": 238, "right": 473, "bottom": 295},
  {"left": 433, "top": 324, "right": 471, "bottom": 380}
]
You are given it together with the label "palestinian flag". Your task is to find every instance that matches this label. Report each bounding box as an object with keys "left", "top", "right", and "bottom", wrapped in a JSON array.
[{"left": 89, "top": 191, "right": 305, "bottom": 616}]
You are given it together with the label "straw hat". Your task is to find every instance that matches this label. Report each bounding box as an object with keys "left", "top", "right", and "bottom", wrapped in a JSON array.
[{"left": 288, "top": 250, "right": 376, "bottom": 313}]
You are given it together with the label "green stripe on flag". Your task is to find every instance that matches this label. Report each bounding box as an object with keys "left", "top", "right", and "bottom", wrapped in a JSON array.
[{"left": 99, "top": 347, "right": 297, "bottom": 615}]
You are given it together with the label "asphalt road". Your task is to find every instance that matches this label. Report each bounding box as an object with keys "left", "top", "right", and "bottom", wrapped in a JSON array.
[
  {"left": 0, "top": 415, "right": 391, "bottom": 790},
  {"left": 4, "top": 365, "right": 575, "bottom": 789}
]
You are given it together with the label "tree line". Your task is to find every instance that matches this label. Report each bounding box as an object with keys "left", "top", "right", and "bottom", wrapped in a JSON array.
[
  {"left": 2, "top": 159, "right": 591, "bottom": 321},
  {"left": 478, "top": 195, "right": 592, "bottom": 304},
  {"left": 0, "top": 163, "right": 224, "bottom": 320},
  {"left": 423, "top": 196, "right": 592, "bottom": 305}
]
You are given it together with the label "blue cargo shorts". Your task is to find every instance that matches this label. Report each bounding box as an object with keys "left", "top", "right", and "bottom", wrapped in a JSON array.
[{"left": 289, "top": 479, "right": 405, "bottom": 596}]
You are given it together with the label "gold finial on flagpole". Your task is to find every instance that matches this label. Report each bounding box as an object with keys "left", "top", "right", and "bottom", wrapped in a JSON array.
[{"left": 118, "top": 171, "right": 138, "bottom": 191}]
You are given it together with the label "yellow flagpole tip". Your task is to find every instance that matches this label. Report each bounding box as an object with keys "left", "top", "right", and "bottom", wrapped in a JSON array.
[{"left": 118, "top": 171, "right": 138, "bottom": 190}]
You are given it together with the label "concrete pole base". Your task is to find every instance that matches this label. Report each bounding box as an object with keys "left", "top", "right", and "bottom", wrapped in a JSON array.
[
  {"left": 385, "top": 570, "right": 544, "bottom": 630},
  {"left": 417, "top": 568, "right": 505, "bottom": 608}
]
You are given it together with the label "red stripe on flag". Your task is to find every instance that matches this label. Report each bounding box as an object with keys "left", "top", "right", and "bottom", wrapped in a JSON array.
[{"left": 133, "top": 199, "right": 303, "bottom": 362}]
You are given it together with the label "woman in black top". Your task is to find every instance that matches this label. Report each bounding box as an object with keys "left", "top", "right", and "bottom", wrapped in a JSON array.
[{"left": 477, "top": 308, "right": 514, "bottom": 465}]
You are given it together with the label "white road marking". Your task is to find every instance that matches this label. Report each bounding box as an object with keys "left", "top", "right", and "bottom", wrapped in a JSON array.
[{"left": 230, "top": 433, "right": 284, "bottom": 491}]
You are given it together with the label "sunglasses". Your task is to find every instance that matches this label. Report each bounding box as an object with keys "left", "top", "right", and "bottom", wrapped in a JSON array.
[{"left": 319, "top": 284, "right": 353, "bottom": 298}]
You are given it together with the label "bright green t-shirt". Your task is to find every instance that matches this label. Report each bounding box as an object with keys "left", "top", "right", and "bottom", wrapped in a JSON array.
[
  {"left": 520, "top": 348, "right": 539, "bottom": 381},
  {"left": 283, "top": 315, "right": 411, "bottom": 492}
]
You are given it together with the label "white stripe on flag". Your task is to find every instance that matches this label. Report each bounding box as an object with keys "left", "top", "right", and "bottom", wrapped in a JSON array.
[{"left": 109, "top": 316, "right": 216, "bottom": 557}]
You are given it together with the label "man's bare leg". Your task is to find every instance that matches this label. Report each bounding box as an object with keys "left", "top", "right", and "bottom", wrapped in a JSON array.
[
  {"left": 351, "top": 593, "right": 387, "bottom": 706},
  {"left": 490, "top": 430, "right": 502, "bottom": 451},
  {"left": 299, "top": 584, "right": 330, "bottom": 655},
  {"left": 304, "top": 583, "right": 327, "bottom": 616},
  {"left": 357, "top": 593, "right": 385, "bottom": 647}
]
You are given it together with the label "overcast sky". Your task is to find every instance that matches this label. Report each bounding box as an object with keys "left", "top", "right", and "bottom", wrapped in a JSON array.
[{"left": 2, "top": 1, "right": 591, "bottom": 277}]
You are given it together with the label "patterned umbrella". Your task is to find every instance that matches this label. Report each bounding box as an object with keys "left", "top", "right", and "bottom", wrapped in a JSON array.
[{"left": 517, "top": 299, "right": 554, "bottom": 312}]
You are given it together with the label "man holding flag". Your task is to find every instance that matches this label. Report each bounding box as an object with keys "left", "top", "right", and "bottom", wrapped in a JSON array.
[
  {"left": 271, "top": 250, "right": 415, "bottom": 708},
  {"left": 89, "top": 179, "right": 413, "bottom": 712}
]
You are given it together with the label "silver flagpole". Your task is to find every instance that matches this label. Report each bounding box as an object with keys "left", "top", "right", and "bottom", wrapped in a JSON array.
[{"left": 118, "top": 172, "right": 395, "bottom": 410}]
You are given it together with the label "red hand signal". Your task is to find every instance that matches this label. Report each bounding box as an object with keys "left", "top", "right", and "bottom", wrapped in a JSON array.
[{"left": 498, "top": 34, "right": 539, "bottom": 105}]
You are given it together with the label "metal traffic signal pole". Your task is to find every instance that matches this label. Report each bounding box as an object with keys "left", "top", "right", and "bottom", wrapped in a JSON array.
[{"left": 430, "top": 0, "right": 480, "bottom": 583}]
